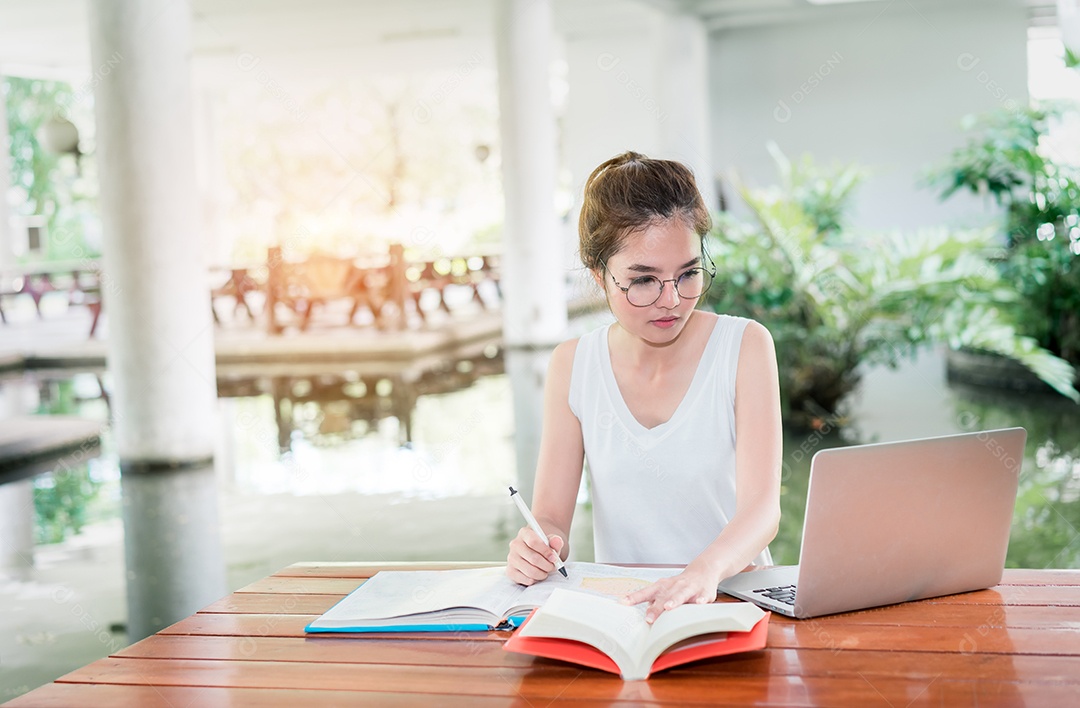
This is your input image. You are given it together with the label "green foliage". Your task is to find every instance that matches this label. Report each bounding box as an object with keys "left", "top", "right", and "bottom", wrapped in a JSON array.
[
  {"left": 924, "top": 104, "right": 1080, "bottom": 248},
  {"left": 765, "top": 142, "right": 866, "bottom": 238},
  {"left": 3, "top": 75, "right": 97, "bottom": 260},
  {"left": 33, "top": 466, "right": 102, "bottom": 545},
  {"left": 1065, "top": 46, "right": 1080, "bottom": 70},
  {"left": 926, "top": 107, "right": 1056, "bottom": 212},
  {"left": 1000, "top": 229, "right": 1080, "bottom": 362},
  {"left": 925, "top": 104, "right": 1080, "bottom": 365},
  {"left": 5, "top": 77, "right": 66, "bottom": 223},
  {"left": 707, "top": 148, "right": 1078, "bottom": 429},
  {"left": 1001, "top": 432, "right": 1080, "bottom": 569}
]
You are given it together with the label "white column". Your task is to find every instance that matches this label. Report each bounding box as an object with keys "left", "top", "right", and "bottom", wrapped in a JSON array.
[
  {"left": 656, "top": 13, "right": 717, "bottom": 212},
  {"left": 0, "top": 375, "right": 36, "bottom": 577},
  {"left": 495, "top": 0, "right": 568, "bottom": 501},
  {"left": 0, "top": 480, "right": 34, "bottom": 575},
  {"left": 88, "top": 0, "right": 225, "bottom": 640},
  {"left": 0, "top": 71, "right": 15, "bottom": 271}
]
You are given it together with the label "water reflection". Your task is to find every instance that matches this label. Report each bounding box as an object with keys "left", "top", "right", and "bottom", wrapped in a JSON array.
[
  {"left": 770, "top": 381, "right": 1080, "bottom": 568},
  {"left": 0, "top": 369, "right": 114, "bottom": 578},
  {"left": 952, "top": 384, "right": 1080, "bottom": 570},
  {"left": 215, "top": 342, "right": 505, "bottom": 452},
  {"left": 2, "top": 346, "right": 1079, "bottom": 568},
  {"left": 214, "top": 342, "right": 515, "bottom": 498}
]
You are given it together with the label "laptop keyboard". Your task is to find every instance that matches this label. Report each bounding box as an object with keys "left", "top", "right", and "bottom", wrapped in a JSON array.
[{"left": 753, "top": 584, "right": 796, "bottom": 606}]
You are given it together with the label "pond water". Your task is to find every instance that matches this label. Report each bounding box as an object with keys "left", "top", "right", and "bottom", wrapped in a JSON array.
[
  {"left": 1, "top": 338, "right": 1078, "bottom": 699},
  {"left": 5, "top": 342, "right": 1078, "bottom": 567}
]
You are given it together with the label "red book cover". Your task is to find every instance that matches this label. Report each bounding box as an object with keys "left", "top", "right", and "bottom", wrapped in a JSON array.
[{"left": 503, "top": 608, "right": 770, "bottom": 679}]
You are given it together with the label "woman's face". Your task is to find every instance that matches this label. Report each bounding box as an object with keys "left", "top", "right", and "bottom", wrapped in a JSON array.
[{"left": 595, "top": 218, "right": 705, "bottom": 346}]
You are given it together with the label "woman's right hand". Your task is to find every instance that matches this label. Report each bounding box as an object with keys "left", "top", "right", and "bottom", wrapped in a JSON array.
[{"left": 506, "top": 527, "right": 565, "bottom": 585}]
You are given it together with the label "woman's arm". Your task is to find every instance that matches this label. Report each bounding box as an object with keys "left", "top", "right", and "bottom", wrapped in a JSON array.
[
  {"left": 505, "top": 339, "right": 586, "bottom": 585},
  {"left": 623, "top": 320, "right": 783, "bottom": 621}
]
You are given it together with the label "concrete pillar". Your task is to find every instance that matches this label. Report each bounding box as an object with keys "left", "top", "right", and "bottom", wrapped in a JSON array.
[
  {"left": 655, "top": 13, "right": 717, "bottom": 212},
  {"left": 88, "top": 0, "right": 225, "bottom": 641},
  {"left": 495, "top": 0, "right": 568, "bottom": 501},
  {"left": 0, "top": 71, "right": 15, "bottom": 271},
  {"left": 119, "top": 464, "right": 222, "bottom": 635},
  {"left": 215, "top": 397, "right": 238, "bottom": 487},
  {"left": 0, "top": 374, "right": 36, "bottom": 578},
  {"left": 0, "top": 480, "right": 34, "bottom": 576}
]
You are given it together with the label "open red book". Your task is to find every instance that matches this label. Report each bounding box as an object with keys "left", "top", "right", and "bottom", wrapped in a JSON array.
[{"left": 503, "top": 588, "right": 770, "bottom": 680}]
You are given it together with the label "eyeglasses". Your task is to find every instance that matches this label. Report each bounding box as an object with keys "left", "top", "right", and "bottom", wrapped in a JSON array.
[{"left": 601, "top": 259, "right": 716, "bottom": 307}]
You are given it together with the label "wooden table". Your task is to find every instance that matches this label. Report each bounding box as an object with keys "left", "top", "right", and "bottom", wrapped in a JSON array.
[
  {"left": 0, "top": 260, "right": 103, "bottom": 336},
  {"left": 7, "top": 563, "right": 1079, "bottom": 706}
]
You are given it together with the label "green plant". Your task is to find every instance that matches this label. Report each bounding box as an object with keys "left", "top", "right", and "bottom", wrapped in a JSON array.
[
  {"left": 1065, "top": 46, "right": 1079, "bottom": 70},
  {"left": 33, "top": 466, "right": 102, "bottom": 544},
  {"left": 707, "top": 147, "right": 1078, "bottom": 429},
  {"left": 925, "top": 104, "right": 1080, "bottom": 364},
  {"left": 1001, "top": 229, "right": 1080, "bottom": 362},
  {"left": 4, "top": 75, "right": 97, "bottom": 261}
]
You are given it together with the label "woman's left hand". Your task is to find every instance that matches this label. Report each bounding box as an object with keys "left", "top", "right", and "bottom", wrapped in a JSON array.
[{"left": 621, "top": 562, "right": 722, "bottom": 623}]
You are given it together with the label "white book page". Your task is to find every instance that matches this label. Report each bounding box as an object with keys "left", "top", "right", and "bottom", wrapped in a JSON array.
[
  {"left": 508, "top": 562, "right": 682, "bottom": 616},
  {"left": 640, "top": 602, "right": 765, "bottom": 669},
  {"left": 518, "top": 588, "right": 650, "bottom": 678},
  {"left": 315, "top": 562, "right": 685, "bottom": 627},
  {"left": 318, "top": 567, "right": 518, "bottom": 624},
  {"left": 519, "top": 590, "right": 765, "bottom": 679}
]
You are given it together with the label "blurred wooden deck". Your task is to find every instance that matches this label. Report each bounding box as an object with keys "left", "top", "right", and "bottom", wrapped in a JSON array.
[
  {"left": 0, "top": 290, "right": 603, "bottom": 372},
  {"left": 0, "top": 416, "right": 102, "bottom": 482}
]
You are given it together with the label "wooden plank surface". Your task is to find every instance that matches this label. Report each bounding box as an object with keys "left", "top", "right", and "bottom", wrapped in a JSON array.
[
  {"left": 158, "top": 612, "right": 508, "bottom": 641},
  {"left": 50, "top": 657, "right": 1079, "bottom": 706},
  {"left": 114, "top": 634, "right": 532, "bottom": 665},
  {"left": 235, "top": 576, "right": 366, "bottom": 595},
  {"left": 199, "top": 592, "right": 344, "bottom": 614},
  {"left": 11, "top": 565, "right": 1080, "bottom": 707},
  {"left": 3, "top": 683, "right": 570, "bottom": 708},
  {"left": 157, "top": 613, "right": 322, "bottom": 638},
  {"left": 157, "top": 609, "right": 1080, "bottom": 656},
  {"left": 112, "top": 634, "right": 1080, "bottom": 684},
  {"left": 999, "top": 568, "right": 1080, "bottom": 585}
]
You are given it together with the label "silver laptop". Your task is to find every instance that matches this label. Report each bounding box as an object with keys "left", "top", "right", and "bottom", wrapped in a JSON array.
[{"left": 718, "top": 428, "right": 1025, "bottom": 619}]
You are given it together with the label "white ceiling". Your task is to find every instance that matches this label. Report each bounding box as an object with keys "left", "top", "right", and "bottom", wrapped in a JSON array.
[{"left": 0, "top": 0, "right": 1055, "bottom": 82}]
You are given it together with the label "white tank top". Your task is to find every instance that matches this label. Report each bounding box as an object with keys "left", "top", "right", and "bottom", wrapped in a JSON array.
[{"left": 568, "top": 314, "right": 772, "bottom": 566}]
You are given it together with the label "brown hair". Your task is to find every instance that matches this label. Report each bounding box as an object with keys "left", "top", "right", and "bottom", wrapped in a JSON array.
[{"left": 578, "top": 151, "right": 711, "bottom": 271}]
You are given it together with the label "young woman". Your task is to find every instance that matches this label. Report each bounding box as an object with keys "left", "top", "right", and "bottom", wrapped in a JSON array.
[{"left": 505, "top": 151, "right": 782, "bottom": 623}]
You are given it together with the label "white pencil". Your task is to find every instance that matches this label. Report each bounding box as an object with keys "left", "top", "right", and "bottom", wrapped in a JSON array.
[{"left": 508, "top": 486, "right": 568, "bottom": 578}]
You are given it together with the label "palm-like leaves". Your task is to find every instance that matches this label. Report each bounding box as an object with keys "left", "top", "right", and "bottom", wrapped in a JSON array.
[{"left": 707, "top": 151, "right": 1078, "bottom": 428}]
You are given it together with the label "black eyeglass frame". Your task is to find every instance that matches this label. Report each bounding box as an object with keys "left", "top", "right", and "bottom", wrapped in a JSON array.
[{"left": 600, "top": 254, "right": 717, "bottom": 308}]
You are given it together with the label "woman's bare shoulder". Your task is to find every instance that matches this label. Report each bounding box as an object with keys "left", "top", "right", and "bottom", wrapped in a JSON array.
[
  {"left": 738, "top": 319, "right": 775, "bottom": 352},
  {"left": 548, "top": 338, "right": 581, "bottom": 381}
]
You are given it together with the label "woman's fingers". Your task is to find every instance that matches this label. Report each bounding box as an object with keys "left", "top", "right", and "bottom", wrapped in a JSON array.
[
  {"left": 623, "top": 576, "right": 715, "bottom": 623},
  {"left": 506, "top": 528, "right": 562, "bottom": 585},
  {"left": 622, "top": 582, "right": 660, "bottom": 607}
]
